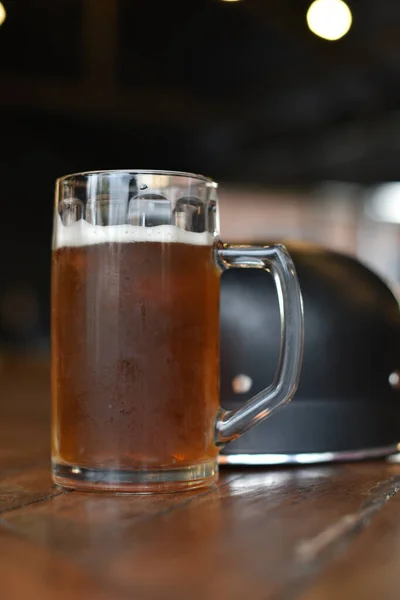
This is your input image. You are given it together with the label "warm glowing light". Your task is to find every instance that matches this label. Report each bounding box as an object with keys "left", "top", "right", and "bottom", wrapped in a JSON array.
[
  {"left": 221, "top": 0, "right": 241, "bottom": 2},
  {"left": 306, "top": 0, "right": 352, "bottom": 41},
  {"left": 0, "top": 3, "right": 6, "bottom": 26}
]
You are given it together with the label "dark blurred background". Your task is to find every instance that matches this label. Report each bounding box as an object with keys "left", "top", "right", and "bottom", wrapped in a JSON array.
[{"left": 2, "top": 0, "right": 400, "bottom": 354}]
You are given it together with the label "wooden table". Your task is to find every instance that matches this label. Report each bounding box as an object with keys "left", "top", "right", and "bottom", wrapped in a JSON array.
[{"left": 2, "top": 355, "right": 400, "bottom": 600}]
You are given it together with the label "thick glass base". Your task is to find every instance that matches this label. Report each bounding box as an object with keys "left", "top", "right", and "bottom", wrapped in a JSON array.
[{"left": 52, "top": 459, "right": 218, "bottom": 494}]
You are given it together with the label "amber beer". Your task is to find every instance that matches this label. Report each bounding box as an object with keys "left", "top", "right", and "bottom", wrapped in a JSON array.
[{"left": 51, "top": 224, "right": 220, "bottom": 485}]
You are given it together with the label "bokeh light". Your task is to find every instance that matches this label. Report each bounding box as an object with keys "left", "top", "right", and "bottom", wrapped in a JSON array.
[
  {"left": 307, "top": 0, "right": 352, "bottom": 41},
  {"left": 0, "top": 3, "right": 6, "bottom": 27}
]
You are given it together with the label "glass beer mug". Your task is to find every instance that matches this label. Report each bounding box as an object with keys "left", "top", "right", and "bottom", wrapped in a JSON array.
[{"left": 52, "top": 170, "right": 303, "bottom": 493}]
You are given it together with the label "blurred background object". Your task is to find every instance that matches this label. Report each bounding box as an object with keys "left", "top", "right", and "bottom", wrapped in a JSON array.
[
  {"left": 220, "top": 242, "right": 400, "bottom": 463},
  {"left": 2, "top": 0, "right": 400, "bottom": 353}
]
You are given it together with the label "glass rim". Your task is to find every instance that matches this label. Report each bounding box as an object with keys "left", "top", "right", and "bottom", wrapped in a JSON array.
[{"left": 56, "top": 169, "right": 216, "bottom": 186}]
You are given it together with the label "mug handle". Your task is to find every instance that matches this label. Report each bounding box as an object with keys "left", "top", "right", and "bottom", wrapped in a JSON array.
[{"left": 215, "top": 242, "right": 304, "bottom": 446}]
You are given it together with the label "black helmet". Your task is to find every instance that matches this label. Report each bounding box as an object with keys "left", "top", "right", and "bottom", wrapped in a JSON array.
[{"left": 219, "top": 241, "right": 400, "bottom": 465}]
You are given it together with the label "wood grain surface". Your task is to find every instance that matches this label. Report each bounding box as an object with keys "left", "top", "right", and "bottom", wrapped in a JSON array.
[{"left": 1, "top": 354, "right": 400, "bottom": 599}]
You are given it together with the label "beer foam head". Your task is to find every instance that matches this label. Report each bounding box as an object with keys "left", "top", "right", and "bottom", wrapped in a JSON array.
[{"left": 54, "top": 218, "right": 215, "bottom": 249}]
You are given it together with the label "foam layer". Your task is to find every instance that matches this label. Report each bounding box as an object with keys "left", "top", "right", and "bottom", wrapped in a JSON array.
[{"left": 54, "top": 217, "right": 215, "bottom": 249}]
